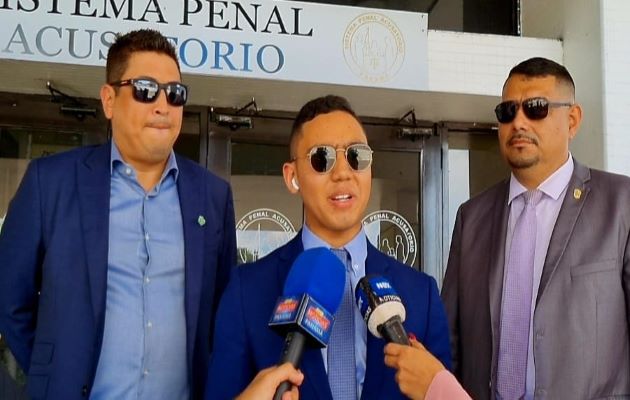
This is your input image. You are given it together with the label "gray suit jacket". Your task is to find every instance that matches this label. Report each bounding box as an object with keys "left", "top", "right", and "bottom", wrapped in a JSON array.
[{"left": 442, "top": 160, "right": 630, "bottom": 400}]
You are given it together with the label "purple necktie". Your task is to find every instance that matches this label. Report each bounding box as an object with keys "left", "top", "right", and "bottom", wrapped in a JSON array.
[
  {"left": 497, "top": 190, "right": 542, "bottom": 400},
  {"left": 328, "top": 248, "right": 357, "bottom": 400}
]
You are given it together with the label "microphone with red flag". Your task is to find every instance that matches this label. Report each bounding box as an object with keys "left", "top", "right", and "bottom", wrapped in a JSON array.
[{"left": 268, "top": 247, "right": 346, "bottom": 400}]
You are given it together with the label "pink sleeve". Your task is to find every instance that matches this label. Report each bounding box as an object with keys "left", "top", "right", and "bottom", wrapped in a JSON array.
[{"left": 424, "top": 370, "right": 471, "bottom": 400}]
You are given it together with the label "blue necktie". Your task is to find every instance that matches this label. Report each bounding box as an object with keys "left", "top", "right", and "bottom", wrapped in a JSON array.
[
  {"left": 328, "top": 248, "right": 357, "bottom": 400},
  {"left": 497, "top": 190, "right": 542, "bottom": 400}
]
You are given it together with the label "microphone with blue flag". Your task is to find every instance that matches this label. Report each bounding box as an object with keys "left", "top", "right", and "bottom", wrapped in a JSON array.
[
  {"left": 355, "top": 274, "right": 410, "bottom": 345},
  {"left": 268, "top": 247, "right": 346, "bottom": 400}
]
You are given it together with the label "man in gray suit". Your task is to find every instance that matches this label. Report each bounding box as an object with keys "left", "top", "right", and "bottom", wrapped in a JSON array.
[{"left": 442, "top": 57, "right": 630, "bottom": 400}]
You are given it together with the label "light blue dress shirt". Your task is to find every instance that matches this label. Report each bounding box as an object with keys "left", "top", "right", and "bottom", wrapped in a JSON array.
[
  {"left": 502, "top": 154, "right": 574, "bottom": 400},
  {"left": 90, "top": 143, "right": 188, "bottom": 400},
  {"left": 301, "top": 225, "right": 367, "bottom": 399}
]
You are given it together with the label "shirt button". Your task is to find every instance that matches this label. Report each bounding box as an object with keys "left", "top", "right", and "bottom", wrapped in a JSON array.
[
  {"left": 145, "top": 277, "right": 150, "bottom": 284},
  {"left": 147, "top": 321, "right": 153, "bottom": 328},
  {"left": 145, "top": 233, "right": 150, "bottom": 241},
  {"left": 125, "top": 167, "right": 132, "bottom": 175},
  {"left": 143, "top": 369, "right": 149, "bottom": 376}
]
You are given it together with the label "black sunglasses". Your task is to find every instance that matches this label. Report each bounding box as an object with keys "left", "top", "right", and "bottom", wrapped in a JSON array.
[
  {"left": 494, "top": 97, "right": 572, "bottom": 123},
  {"left": 294, "top": 144, "right": 373, "bottom": 173},
  {"left": 109, "top": 78, "right": 188, "bottom": 107}
]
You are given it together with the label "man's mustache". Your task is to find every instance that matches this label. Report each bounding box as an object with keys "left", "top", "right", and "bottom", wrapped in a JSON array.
[{"left": 508, "top": 133, "right": 538, "bottom": 146}]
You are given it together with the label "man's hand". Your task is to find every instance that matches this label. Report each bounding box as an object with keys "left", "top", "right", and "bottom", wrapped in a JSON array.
[
  {"left": 384, "top": 337, "right": 445, "bottom": 400},
  {"left": 235, "top": 363, "right": 304, "bottom": 400}
]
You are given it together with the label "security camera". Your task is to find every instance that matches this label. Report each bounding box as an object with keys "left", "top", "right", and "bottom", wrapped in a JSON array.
[
  {"left": 60, "top": 105, "right": 97, "bottom": 121},
  {"left": 215, "top": 114, "right": 253, "bottom": 131}
]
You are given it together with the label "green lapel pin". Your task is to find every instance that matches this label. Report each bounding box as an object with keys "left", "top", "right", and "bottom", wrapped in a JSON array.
[{"left": 197, "top": 215, "right": 206, "bottom": 227}]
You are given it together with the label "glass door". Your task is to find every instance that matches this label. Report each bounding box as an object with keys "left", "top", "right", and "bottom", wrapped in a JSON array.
[{"left": 207, "top": 110, "right": 440, "bottom": 272}]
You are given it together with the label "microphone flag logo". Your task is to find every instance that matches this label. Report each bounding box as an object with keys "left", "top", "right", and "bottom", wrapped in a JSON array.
[{"left": 269, "top": 294, "right": 335, "bottom": 347}]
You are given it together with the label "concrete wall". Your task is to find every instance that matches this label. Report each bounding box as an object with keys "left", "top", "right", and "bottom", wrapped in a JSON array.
[
  {"left": 601, "top": 0, "right": 630, "bottom": 175},
  {"left": 522, "top": 0, "right": 606, "bottom": 170},
  {"left": 428, "top": 30, "right": 562, "bottom": 96}
]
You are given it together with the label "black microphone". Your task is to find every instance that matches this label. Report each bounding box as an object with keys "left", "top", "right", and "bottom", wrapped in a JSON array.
[
  {"left": 355, "top": 275, "right": 410, "bottom": 345},
  {"left": 268, "top": 247, "right": 346, "bottom": 400}
]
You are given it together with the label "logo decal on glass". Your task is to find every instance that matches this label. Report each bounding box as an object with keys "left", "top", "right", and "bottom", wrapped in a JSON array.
[
  {"left": 362, "top": 210, "right": 417, "bottom": 267},
  {"left": 343, "top": 13, "right": 405, "bottom": 84},
  {"left": 236, "top": 208, "right": 297, "bottom": 264}
]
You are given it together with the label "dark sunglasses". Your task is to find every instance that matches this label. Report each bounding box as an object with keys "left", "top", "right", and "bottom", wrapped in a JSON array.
[
  {"left": 109, "top": 78, "right": 188, "bottom": 107},
  {"left": 494, "top": 97, "right": 572, "bottom": 123},
  {"left": 295, "top": 144, "right": 373, "bottom": 173}
]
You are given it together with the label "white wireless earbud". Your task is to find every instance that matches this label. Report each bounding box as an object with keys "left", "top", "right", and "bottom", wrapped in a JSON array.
[{"left": 291, "top": 177, "right": 300, "bottom": 190}]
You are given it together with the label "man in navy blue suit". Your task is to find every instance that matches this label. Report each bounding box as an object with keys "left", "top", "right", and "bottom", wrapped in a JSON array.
[
  {"left": 0, "top": 29, "right": 236, "bottom": 399},
  {"left": 206, "top": 95, "right": 451, "bottom": 400}
]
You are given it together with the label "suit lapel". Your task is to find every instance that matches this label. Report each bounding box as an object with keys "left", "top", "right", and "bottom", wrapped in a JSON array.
[
  {"left": 536, "top": 161, "right": 590, "bottom": 305},
  {"left": 361, "top": 244, "right": 389, "bottom": 400},
  {"left": 77, "top": 143, "right": 111, "bottom": 334},
  {"left": 275, "top": 234, "right": 303, "bottom": 290},
  {"left": 487, "top": 180, "right": 510, "bottom": 382},
  {"left": 301, "top": 349, "right": 333, "bottom": 400},
  {"left": 176, "top": 157, "right": 206, "bottom": 370}
]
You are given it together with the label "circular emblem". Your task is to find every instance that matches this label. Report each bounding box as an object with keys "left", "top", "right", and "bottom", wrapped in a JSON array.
[
  {"left": 236, "top": 208, "right": 297, "bottom": 264},
  {"left": 343, "top": 13, "right": 405, "bottom": 83},
  {"left": 362, "top": 210, "right": 417, "bottom": 267}
]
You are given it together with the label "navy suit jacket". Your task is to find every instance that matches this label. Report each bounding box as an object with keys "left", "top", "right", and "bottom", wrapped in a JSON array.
[
  {"left": 206, "top": 233, "right": 451, "bottom": 400},
  {"left": 0, "top": 142, "right": 236, "bottom": 399}
]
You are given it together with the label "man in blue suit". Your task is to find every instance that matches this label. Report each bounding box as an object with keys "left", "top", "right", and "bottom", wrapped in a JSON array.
[
  {"left": 0, "top": 29, "right": 236, "bottom": 399},
  {"left": 206, "top": 95, "right": 451, "bottom": 400}
]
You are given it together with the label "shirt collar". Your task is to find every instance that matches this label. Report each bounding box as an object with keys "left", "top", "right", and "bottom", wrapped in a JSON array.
[
  {"left": 508, "top": 153, "right": 574, "bottom": 205},
  {"left": 301, "top": 224, "right": 367, "bottom": 272},
  {"left": 110, "top": 140, "right": 179, "bottom": 182}
]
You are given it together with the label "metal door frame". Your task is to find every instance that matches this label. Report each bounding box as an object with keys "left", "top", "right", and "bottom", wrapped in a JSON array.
[{"left": 204, "top": 107, "right": 445, "bottom": 280}]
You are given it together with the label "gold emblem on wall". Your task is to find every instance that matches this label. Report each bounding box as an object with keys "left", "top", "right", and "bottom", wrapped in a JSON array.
[{"left": 343, "top": 13, "right": 405, "bottom": 83}]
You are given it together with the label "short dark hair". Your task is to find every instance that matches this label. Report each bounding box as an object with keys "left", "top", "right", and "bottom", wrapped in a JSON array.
[
  {"left": 507, "top": 57, "right": 575, "bottom": 95},
  {"left": 106, "top": 29, "right": 179, "bottom": 83},
  {"left": 289, "top": 95, "right": 360, "bottom": 158}
]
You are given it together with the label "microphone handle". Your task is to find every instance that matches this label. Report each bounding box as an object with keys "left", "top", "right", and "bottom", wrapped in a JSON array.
[
  {"left": 377, "top": 315, "right": 410, "bottom": 345},
  {"left": 273, "top": 330, "right": 307, "bottom": 400}
]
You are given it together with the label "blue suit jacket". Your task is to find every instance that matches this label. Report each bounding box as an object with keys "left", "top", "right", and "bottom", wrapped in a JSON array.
[
  {"left": 0, "top": 142, "right": 236, "bottom": 399},
  {"left": 206, "top": 233, "right": 451, "bottom": 400}
]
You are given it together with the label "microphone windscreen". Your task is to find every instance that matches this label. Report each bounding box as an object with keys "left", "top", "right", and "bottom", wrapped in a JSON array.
[
  {"left": 355, "top": 275, "right": 407, "bottom": 338},
  {"left": 283, "top": 247, "right": 346, "bottom": 314}
]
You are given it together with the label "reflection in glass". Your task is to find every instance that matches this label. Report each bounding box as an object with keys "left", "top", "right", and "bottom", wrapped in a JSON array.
[
  {"left": 232, "top": 143, "right": 302, "bottom": 264},
  {"left": 363, "top": 210, "right": 417, "bottom": 266},
  {"left": 367, "top": 151, "right": 420, "bottom": 269},
  {"left": 236, "top": 208, "right": 297, "bottom": 264}
]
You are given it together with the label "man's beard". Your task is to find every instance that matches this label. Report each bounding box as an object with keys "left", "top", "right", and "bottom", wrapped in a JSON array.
[
  {"left": 505, "top": 133, "right": 539, "bottom": 169},
  {"left": 507, "top": 154, "right": 539, "bottom": 169}
]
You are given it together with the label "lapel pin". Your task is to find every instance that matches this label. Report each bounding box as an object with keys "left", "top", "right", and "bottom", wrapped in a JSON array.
[
  {"left": 197, "top": 215, "right": 206, "bottom": 227},
  {"left": 573, "top": 188, "right": 582, "bottom": 200}
]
